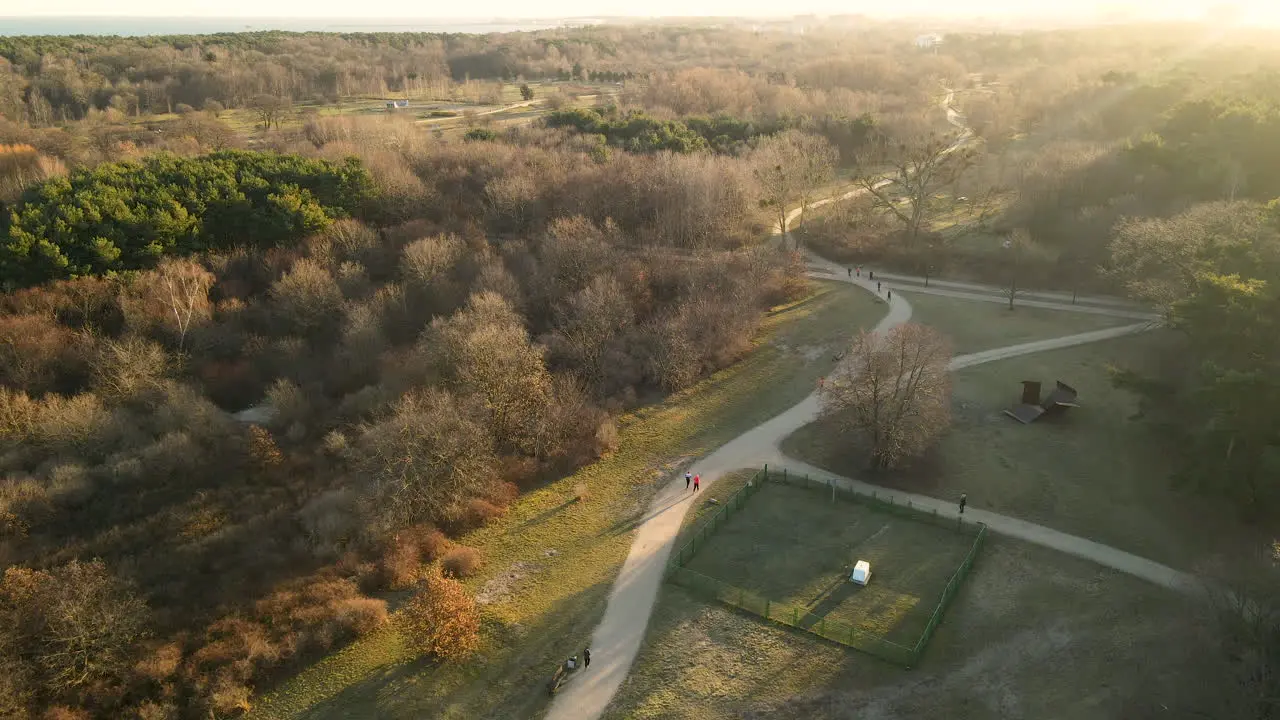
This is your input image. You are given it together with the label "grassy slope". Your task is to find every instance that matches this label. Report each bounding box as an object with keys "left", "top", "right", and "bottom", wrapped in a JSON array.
[
  {"left": 249, "top": 280, "right": 884, "bottom": 719},
  {"left": 603, "top": 535, "right": 1195, "bottom": 720},
  {"left": 899, "top": 290, "right": 1131, "bottom": 355},
  {"left": 784, "top": 331, "right": 1262, "bottom": 567},
  {"left": 683, "top": 481, "right": 971, "bottom": 645}
]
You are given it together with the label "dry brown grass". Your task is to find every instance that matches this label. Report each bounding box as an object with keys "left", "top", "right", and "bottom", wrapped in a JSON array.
[{"left": 0, "top": 144, "right": 65, "bottom": 204}]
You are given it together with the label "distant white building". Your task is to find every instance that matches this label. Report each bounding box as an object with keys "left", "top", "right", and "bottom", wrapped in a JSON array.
[{"left": 914, "top": 33, "right": 943, "bottom": 50}]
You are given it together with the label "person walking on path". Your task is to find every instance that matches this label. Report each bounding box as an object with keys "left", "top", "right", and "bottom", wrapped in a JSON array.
[
  {"left": 693, "top": 474, "right": 701, "bottom": 492},
  {"left": 685, "top": 471, "right": 692, "bottom": 490},
  {"left": 877, "top": 281, "right": 882, "bottom": 293},
  {"left": 869, "top": 270, "right": 874, "bottom": 280},
  {"left": 847, "top": 267, "right": 852, "bottom": 277},
  {"left": 856, "top": 267, "right": 861, "bottom": 277},
  {"left": 887, "top": 289, "right": 892, "bottom": 300},
  {"left": 959, "top": 493, "right": 967, "bottom": 514},
  {"left": 583, "top": 647, "right": 591, "bottom": 668}
]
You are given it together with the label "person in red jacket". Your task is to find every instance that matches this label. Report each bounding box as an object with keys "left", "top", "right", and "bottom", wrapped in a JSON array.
[{"left": 693, "top": 474, "right": 701, "bottom": 492}]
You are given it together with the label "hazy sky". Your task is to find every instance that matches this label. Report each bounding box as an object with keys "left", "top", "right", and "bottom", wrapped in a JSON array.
[{"left": 3, "top": 0, "right": 1278, "bottom": 23}]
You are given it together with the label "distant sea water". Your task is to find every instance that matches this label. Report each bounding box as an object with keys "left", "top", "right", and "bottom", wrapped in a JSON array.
[{"left": 0, "top": 16, "right": 601, "bottom": 37}]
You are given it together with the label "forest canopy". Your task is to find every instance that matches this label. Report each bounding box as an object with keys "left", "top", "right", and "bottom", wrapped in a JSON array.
[{"left": 0, "top": 150, "right": 370, "bottom": 287}]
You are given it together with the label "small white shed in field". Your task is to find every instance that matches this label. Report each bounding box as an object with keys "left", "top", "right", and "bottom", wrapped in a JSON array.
[{"left": 850, "top": 560, "right": 872, "bottom": 586}]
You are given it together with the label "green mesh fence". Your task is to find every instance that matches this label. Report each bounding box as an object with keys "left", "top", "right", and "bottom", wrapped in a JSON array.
[{"left": 666, "top": 466, "right": 986, "bottom": 668}]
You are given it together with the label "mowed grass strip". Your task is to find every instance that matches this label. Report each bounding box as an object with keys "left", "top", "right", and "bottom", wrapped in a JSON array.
[
  {"left": 897, "top": 290, "right": 1132, "bottom": 355},
  {"left": 683, "top": 480, "right": 970, "bottom": 645},
  {"left": 249, "top": 280, "right": 883, "bottom": 719}
]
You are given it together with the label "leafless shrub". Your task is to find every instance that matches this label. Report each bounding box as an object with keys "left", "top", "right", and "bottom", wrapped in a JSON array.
[
  {"left": 297, "top": 489, "right": 360, "bottom": 555},
  {"left": 90, "top": 337, "right": 168, "bottom": 401},
  {"left": 440, "top": 546, "right": 482, "bottom": 579}
]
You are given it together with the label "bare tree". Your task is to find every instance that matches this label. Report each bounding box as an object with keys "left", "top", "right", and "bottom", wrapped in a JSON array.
[
  {"left": 1002, "top": 229, "right": 1030, "bottom": 310},
  {"left": 820, "top": 323, "right": 952, "bottom": 470},
  {"left": 90, "top": 336, "right": 169, "bottom": 401},
  {"left": 154, "top": 258, "right": 214, "bottom": 350},
  {"left": 0, "top": 560, "right": 149, "bottom": 695},
  {"left": 250, "top": 94, "right": 290, "bottom": 130},
  {"left": 855, "top": 125, "right": 975, "bottom": 249},
  {"left": 401, "top": 234, "right": 463, "bottom": 287},
  {"left": 552, "top": 275, "right": 633, "bottom": 386},
  {"left": 751, "top": 130, "right": 838, "bottom": 235},
  {"left": 269, "top": 258, "right": 344, "bottom": 337},
  {"left": 354, "top": 388, "right": 496, "bottom": 532},
  {"left": 424, "top": 292, "right": 553, "bottom": 456}
]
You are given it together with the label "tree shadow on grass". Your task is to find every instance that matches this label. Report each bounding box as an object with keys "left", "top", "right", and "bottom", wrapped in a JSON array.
[
  {"left": 515, "top": 497, "right": 580, "bottom": 531},
  {"left": 600, "top": 491, "right": 687, "bottom": 538},
  {"left": 292, "top": 580, "right": 616, "bottom": 720},
  {"left": 799, "top": 583, "right": 861, "bottom": 631}
]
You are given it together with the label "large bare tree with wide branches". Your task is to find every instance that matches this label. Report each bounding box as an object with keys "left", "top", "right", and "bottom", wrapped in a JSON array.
[
  {"left": 820, "top": 323, "right": 952, "bottom": 470},
  {"left": 855, "top": 117, "right": 976, "bottom": 249}
]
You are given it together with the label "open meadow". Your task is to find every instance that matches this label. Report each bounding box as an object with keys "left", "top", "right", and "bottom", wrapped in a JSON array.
[
  {"left": 896, "top": 290, "right": 1134, "bottom": 355},
  {"left": 783, "top": 328, "right": 1261, "bottom": 568}
]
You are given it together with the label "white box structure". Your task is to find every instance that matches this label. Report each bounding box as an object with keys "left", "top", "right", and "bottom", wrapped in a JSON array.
[{"left": 850, "top": 560, "right": 872, "bottom": 586}]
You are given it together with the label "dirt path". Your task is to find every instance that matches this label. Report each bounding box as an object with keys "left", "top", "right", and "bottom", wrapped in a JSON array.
[
  {"left": 545, "top": 251, "right": 1181, "bottom": 720},
  {"left": 764, "top": 457, "right": 1196, "bottom": 593},
  {"left": 870, "top": 269, "right": 1141, "bottom": 309},
  {"left": 893, "top": 284, "right": 1160, "bottom": 321}
]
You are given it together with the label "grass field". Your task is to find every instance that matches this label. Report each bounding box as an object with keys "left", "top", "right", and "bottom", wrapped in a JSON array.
[
  {"left": 603, "top": 534, "right": 1196, "bottom": 720},
  {"left": 247, "top": 280, "right": 884, "bottom": 719},
  {"left": 783, "top": 330, "right": 1262, "bottom": 568},
  {"left": 898, "top": 291, "right": 1132, "bottom": 355},
  {"left": 682, "top": 481, "right": 971, "bottom": 646},
  {"left": 129, "top": 81, "right": 619, "bottom": 139}
]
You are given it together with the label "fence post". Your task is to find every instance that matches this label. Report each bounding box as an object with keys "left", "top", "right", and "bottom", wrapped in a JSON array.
[
  {"left": 764, "top": 600, "right": 770, "bottom": 619},
  {"left": 783, "top": 467, "right": 787, "bottom": 483}
]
